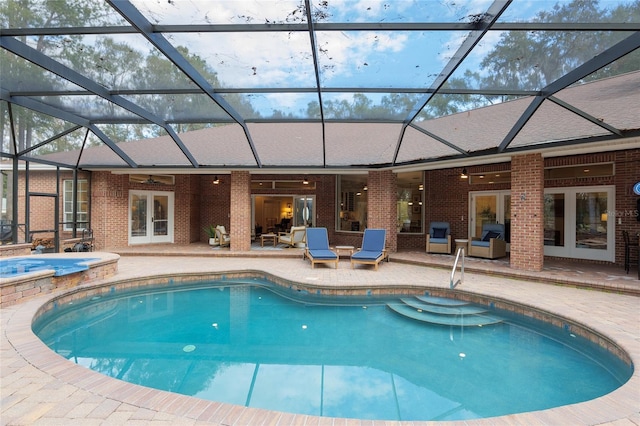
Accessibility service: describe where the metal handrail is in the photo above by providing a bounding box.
[450,246,465,289]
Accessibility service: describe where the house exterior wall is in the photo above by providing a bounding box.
[8,148,639,270]
[15,170,92,246]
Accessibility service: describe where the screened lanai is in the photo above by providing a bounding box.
[2,0,639,170]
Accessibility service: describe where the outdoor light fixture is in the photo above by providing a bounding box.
[461,168,468,179]
[213,176,220,184]
[303,176,309,184]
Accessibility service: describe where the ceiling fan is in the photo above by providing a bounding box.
[129,174,172,185]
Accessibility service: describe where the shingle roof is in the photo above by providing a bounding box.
[34,70,640,170]
[2,1,639,171]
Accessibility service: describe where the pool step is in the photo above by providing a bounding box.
[387,296,503,327]
[402,297,488,315]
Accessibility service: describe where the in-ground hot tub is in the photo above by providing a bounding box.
[1,256,98,277]
[0,253,119,308]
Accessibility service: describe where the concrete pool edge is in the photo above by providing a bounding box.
[4,262,639,425]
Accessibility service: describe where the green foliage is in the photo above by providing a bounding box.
[480,0,640,92]
[203,224,217,238]
[0,0,258,157]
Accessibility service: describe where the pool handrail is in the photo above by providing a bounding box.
[450,246,464,289]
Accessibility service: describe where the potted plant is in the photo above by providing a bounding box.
[204,225,217,245]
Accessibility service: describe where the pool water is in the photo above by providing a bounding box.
[33,280,632,421]
[1,257,97,277]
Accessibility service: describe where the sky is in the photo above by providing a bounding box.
[16,0,638,118]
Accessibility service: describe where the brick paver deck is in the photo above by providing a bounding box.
[2,247,639,425]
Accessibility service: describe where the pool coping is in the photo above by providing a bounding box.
[2,256,639,425]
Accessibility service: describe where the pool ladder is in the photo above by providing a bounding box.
[450,246,464,289]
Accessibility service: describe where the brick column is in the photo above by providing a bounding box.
[510,153,544,271]
[230,171,251,251]
[367,170,397,252]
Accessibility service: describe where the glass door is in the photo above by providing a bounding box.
[129,190,173,244]
[544,186,614,261]
[294,196,314,227]
[469,190,511,245]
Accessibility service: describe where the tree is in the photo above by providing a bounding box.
[480,0,640,91]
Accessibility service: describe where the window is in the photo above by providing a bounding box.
[469,171,511,185]
[337,175,367,232]
[545,163,614,180]
[63,179,88,231]
[251,179,316,190]
[397,171,424,233]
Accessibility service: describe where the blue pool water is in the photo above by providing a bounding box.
[33,279,632,421]
[1,257,97,277]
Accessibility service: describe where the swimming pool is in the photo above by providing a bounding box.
[33,278,632,421]
[0,256,98,277]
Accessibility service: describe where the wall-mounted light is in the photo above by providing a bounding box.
[461,168,468,179]
[303,176,309,185]
[601,212,608,222]
[213,176,220,184]
[363,185,368,191]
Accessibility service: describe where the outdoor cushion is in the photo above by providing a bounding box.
[471,240,490,247]
[482,231,501,241]
[432,227,447,239]
[309,249,338,259]
[429,237,449,244]
[351,229,387,270]
[352,250,381,260]
[305,227,338,269]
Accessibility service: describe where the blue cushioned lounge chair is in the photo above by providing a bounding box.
[351,228,387,271]
[305,227,339,269]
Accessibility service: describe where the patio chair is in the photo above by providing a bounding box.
[278,225,306,248]
[468,223,506,259]
[351,228,387,271]
[426,221,452,254]
[305,227,339,269]
[215,225,231,247]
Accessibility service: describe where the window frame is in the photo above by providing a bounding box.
[63,179,89,231]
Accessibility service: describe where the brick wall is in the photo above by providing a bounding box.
[91,172,128,250]
[510,153,544,271]
[230,171,251,251]
[9,148,638,267]
[367,170,397,252]
[16,170,92,245]
[615,149,640,264]
[544,150,640,265]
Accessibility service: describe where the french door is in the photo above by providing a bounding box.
[129,190,174,244]
[544,186,614,261]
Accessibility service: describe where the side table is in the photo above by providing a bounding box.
[334,245,355,258]
[454,239,469,254]
[260,233,277,247]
